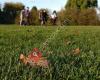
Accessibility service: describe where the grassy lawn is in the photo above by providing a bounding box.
[0,25,100,80]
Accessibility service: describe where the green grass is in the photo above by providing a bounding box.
[0,25,100,80]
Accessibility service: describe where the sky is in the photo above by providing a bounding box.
[0,0,100,11]
[0,0,67,11]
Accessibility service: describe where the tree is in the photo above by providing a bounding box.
[58,8,100,26]
[65,0,98,9]
[0,4,2,24]
[28,6,39,25]
[3,2,24,24]
[0,4,1,12]
[78,8,99,25]
[58,0,99,26]
[58,8,79,25]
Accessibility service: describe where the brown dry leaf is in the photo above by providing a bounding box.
[73,48,80,55]
[19,54,48,68]
[19,54,29,65]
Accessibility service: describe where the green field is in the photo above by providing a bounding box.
[0,25,100,80]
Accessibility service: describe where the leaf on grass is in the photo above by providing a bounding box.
[73,48,80,55]
[19,48,48,68]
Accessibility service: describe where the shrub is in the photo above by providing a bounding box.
[58,8,100,26]
[78,8,99,25]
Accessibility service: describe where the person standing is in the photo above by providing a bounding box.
[20,7,30,26]
[25,7,30,25]
[39,10,44,26]
[51,10,57,25]
[43,10,48,25]
[20,7,25,26]
[39,10,48,26]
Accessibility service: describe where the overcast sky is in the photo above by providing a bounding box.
[0,0,100,11]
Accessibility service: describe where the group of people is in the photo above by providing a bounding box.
[20,7,58,26]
